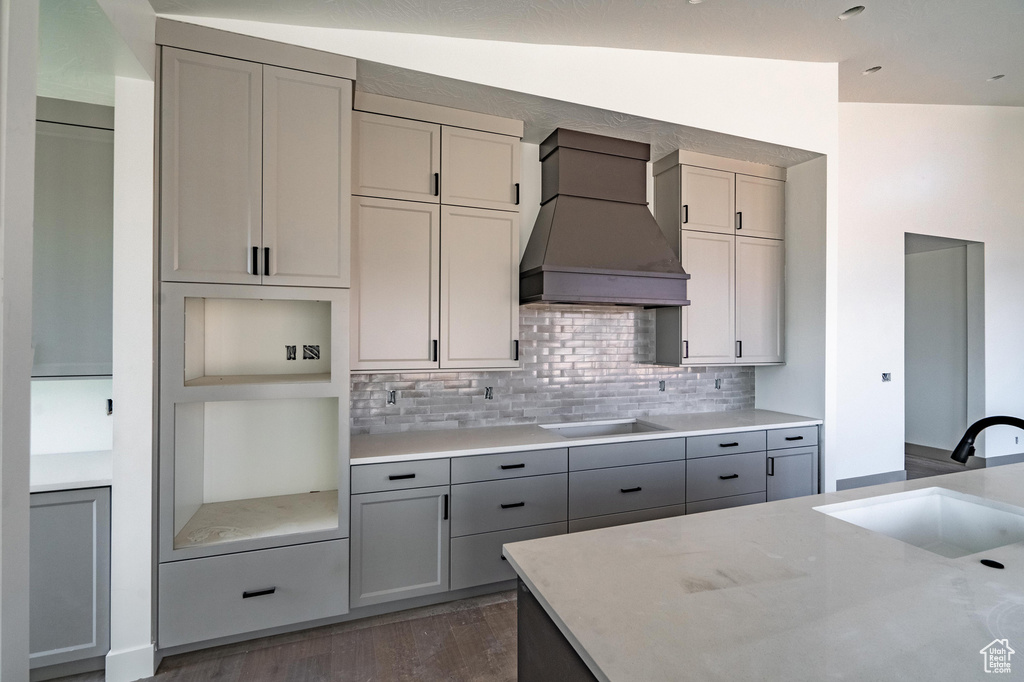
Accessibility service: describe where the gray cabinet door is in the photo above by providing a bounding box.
[736,236,784,363]
[160,48,262,285]
[680,165,735,235]
[440,127,520,211]
[352,112,440,203]
[350,486,450,608]
[351,197,440,370]
[33,120,113,377]
[262,66,352,288]
[679,230,735,365]
[30,487,110,669]
[767,446,818,501]
[440,206,519,369]
[735,174,785,240]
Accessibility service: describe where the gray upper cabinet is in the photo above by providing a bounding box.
[352,112,440,203]
[351,197,440,370]
[678,165,735,235]
[440,127,521,211]
[30,488,110,670]
[675,230,735,365]
[161,48,262,285]
[736,175,785,240]
[350,485,450,608]
[440,205,520,369]
[736,236,785,364]
[262,65,352,288]
[161,47,352,287]
[33,111,113,377]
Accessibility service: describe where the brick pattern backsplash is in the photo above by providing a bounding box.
[350,304,755,435]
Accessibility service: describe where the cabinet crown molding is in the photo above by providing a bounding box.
[653,149,786,182]
[156,19,356,80]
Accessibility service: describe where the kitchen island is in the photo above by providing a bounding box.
[503,463,1024,680]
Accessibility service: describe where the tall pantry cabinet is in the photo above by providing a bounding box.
[653,151,786,366]
[350,93,523,371]
[155,22,353,650]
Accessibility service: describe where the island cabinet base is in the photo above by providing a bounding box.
[517,580,597,682]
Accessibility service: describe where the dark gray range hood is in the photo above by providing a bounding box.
[519,129,689,307]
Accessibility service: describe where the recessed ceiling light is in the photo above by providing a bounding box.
[688,0,703,4]
[838,6,866,20]
[862,66,882,75]
[987,74,1005,81]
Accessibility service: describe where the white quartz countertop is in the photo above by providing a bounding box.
[502,463,1024,681]
[30,450,112,493]
[350,409,821,464]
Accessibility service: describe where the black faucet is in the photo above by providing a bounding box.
[950,416,1024,463]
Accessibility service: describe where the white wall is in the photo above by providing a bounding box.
[0,0,38,676]
[838,103,1024,480]
[31,379,114,454]
[905,246,968,450]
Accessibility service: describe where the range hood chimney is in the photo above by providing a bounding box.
[520,129,689,307]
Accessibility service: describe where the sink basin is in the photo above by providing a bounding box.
[541,419,669,440]
[814,487,1024,558]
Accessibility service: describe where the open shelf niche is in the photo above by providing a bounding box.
[171,396,341,551]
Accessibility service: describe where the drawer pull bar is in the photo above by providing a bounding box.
[501,555,507,561]
[785,436,804,441]
[719,474,739,480]
[388,473,416,481]
[620,487,642,494]
[500,463,526,470]
[501,501,526,509]
[242,587,276,599]
[719,442,739,448]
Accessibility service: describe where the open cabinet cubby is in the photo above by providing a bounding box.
[171,397,342,551]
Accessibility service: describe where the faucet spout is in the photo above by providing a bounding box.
[950,416,1024,464]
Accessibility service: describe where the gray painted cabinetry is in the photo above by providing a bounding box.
[29,488,110,673]
[767,426,819,501]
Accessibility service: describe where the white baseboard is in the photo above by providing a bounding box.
[105,643,156,682]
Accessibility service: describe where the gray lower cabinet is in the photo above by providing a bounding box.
[686,451,766,503]
[569,460,686,520]
[159,539,349,648]
[350,485,450,608]
[29,487,110,671]
[451,474,567,537]
[450,523,565,590]
[767,445,818,501]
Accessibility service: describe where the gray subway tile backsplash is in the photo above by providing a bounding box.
[350,304,755,435]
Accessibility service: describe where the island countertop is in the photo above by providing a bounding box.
[502,463,1024,681]
[350,408,821,464]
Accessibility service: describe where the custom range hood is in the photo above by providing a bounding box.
[520,129,689,307]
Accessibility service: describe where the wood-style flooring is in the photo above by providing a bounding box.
[55,591,517,682]
[905,452,966,480]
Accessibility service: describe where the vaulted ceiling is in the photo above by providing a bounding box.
[148,0,1024,106]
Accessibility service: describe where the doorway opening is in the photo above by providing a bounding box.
[904,234,984,478]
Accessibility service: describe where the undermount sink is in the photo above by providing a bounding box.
[815,487,1024,558]
[541,418,669,439]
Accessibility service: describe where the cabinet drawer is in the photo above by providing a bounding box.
[452,448,567,484]
[686,451,766,502]
[569,437,685,471]
[767,426,818,450]
[686,431,765,459]
[568,503,686,533]
[351,459,449,494]
[450,523,565,591]
[451,474,567,537]
[158,539,348,648]
[686,492,766,515]
[569,460,686,520]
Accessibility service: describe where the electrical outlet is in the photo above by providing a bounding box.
[303,344,320,360]
[658,380,666,392]
[882,373,891,382]
[485,387,494,400]
[285,345,297,360]
[386,390,396,405]
[715,379,722,390]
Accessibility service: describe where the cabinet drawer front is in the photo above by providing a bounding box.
[686,431,765,459]
[450,523,566,591]
[686,452,766,502]
[569,438,685,471]
[158,539,348,648]
[686,492,766,515]
[451,474,567,537]
[568,503,686,533]
[569,460,686,520]
[451,448,567,484]
[351,459,449,494]
[767,426,818,450]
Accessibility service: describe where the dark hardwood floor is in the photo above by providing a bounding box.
[54,591,517,682]
[905,452,966,480]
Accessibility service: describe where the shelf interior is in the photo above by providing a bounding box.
[173,490,338,550]
[183,372,332,387]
